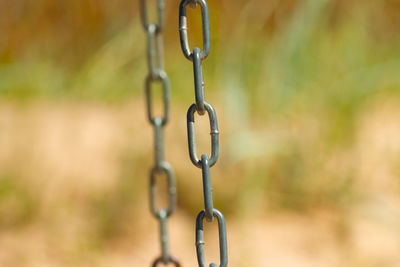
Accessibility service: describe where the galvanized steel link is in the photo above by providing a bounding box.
[201,154,213,222]
[146,24,164,78]
[179,0,211,60]
[196,209,228,267]
[187,101,219,168]
[152,255,181,267]
[145,70,170,126]
[149,161,176,218]
[192,47,206,115]
[153,117,165,166]
[140,0,165,31]
[158,210,169,263]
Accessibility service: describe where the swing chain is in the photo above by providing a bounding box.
[179,1,228,266]
[140,0,180,266]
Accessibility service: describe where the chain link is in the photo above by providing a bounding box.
[179,0,211,60]
[146,25,165,79]
[192,48,206,115]
[152,256,181,267]
[145,72,169,126]
[140,0,180,265]
[140,0,165,32]
[187,102,219,168]
[200,154,213,222]
[196,209,228,267]
[179,0,228,266]
[150,162,176,218]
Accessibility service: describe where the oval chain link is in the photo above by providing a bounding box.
[145,71,170,126]
[140,0,165,32]
[152,255,181,267]
[150,162,176,218]
[146,25,165,79]
[179,0,211,60]
[140,0,180,265]
[178,0,229,266]
[187,102,219,168]
[196,209,228,267]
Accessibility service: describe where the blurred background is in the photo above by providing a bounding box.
[1,0,400,266]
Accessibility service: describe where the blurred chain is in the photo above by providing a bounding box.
[179,1,228,267]
[140,0,180,266]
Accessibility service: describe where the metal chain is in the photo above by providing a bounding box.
[179,1,228,266]
[140,0,180,266]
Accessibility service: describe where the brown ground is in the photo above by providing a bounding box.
[0,99,399,267]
